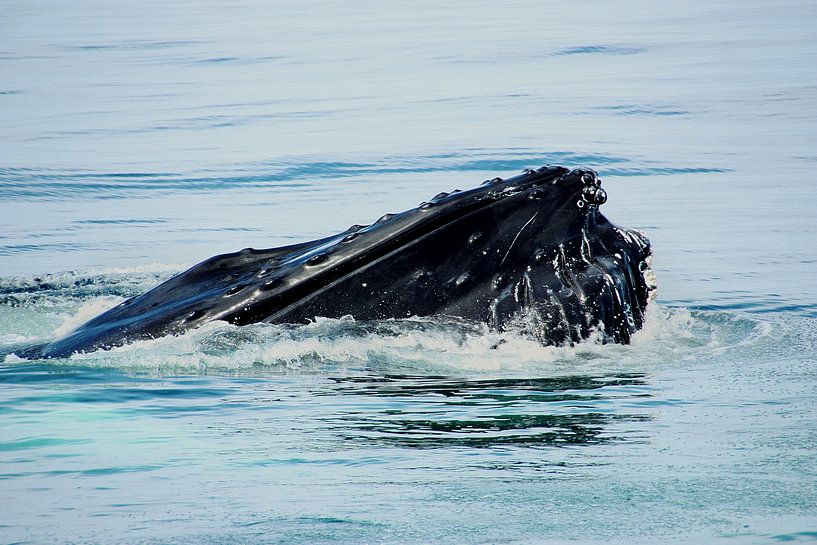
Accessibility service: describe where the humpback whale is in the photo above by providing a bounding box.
[27,166,654,359]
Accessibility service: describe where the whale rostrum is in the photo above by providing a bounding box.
[30,166,655,358]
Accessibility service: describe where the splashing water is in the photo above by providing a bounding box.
[0,267,776,376]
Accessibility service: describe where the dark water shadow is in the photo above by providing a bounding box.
[319,373,653,449]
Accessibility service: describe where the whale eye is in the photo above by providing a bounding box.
[529,188,545,200]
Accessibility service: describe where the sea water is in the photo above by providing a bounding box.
[1,1,816,543]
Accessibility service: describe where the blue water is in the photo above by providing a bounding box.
[1,0,816,543]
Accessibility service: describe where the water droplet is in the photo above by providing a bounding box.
[493,274,507,289]
[468,232,483,246]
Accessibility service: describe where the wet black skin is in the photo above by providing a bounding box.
[29,166,654,358]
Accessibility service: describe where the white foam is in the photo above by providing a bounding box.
[53,296,126,337]
[42,303,775,375]
[80,262,186,276]
[3,353,28,363]
[0,333,41,346]
[0,263,785,376]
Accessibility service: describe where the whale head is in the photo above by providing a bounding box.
[28,165,654,359]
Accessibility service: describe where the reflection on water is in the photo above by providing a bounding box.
[0,366,654,452]
[321,374,652,448]
[0,307,816,544]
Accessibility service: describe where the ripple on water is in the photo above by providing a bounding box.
[0,149,727,200]
[551,44,647,56]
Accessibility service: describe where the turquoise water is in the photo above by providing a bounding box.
[1,0,816,543]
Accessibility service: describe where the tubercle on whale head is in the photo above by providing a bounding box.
[481,166,608,217]
[553,168,608,210]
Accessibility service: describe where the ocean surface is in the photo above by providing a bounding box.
[1,0,816,543]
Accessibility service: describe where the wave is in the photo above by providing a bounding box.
[0,266,790,374]
[0,149,728,201]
